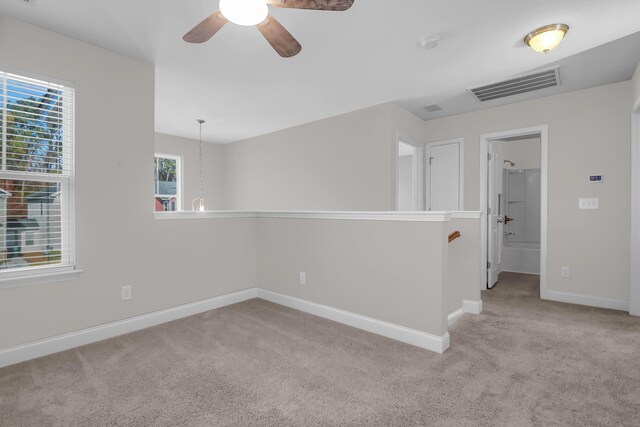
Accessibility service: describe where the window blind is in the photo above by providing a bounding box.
[0,71,75,276]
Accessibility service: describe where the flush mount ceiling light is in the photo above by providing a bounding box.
[219,0,268,26]
[524,23,569,54]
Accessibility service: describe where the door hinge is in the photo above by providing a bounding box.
[487,207,492,215]
[428,156,434,165]
[487,261,491,269]
[488,153,492,161]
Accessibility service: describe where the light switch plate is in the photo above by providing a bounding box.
[579,198,599,210]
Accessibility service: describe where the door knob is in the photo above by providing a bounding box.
[505,216,515,223]
[497,216,504,224]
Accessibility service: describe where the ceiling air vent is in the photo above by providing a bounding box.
[468,67,560,102]
[423,104,442,112]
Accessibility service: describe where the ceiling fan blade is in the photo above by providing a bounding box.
[266,0,354,11]
[183,10,228,43]
[256,15,302,58]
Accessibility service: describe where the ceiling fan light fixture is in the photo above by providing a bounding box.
[524,23,569,54]
[219,0,269,26]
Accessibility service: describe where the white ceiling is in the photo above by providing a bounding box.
[1,0,640,144]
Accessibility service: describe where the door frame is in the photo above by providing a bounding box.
[395,133,424,211]
[479,125,548,292]
[425,138,464,211]
[631,103,640,316]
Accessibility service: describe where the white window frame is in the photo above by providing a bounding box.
[154,153,182,212]
[0,70,79,289]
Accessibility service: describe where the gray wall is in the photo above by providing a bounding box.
[446,217,482,316]
[222,103,423,211]
[499,137,541,171]
[0,17,259,349]
[155,133,227,210]
[424,82,631,304]
[158,80,635,309]
[258,218,449,336]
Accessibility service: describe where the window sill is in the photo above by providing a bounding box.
[0,268,83,290]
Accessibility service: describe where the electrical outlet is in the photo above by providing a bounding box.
[560,266,571,279]
[299,272,306,285]
[121,285,132,301]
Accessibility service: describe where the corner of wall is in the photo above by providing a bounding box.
[632,61,640,109]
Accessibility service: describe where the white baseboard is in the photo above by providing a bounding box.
[0,288,258,369]
[542,290,629,312]
[463,299,483,315]
[501,269,540,275]
[1,286,453,368]
[448,299,483,326]
[257,289,450,354]
[448,308,464,326]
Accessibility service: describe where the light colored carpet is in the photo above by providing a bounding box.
[1,272,639,426]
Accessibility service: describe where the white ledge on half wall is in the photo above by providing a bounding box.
[154,210,482,222]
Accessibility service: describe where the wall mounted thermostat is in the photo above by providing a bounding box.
[589,174,603,183]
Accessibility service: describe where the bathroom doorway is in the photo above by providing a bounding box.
[480,126,548,294]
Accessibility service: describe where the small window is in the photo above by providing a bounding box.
[154,154,180,211]
[0,71,75,278]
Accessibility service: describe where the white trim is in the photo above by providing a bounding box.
[462,298,483,315]
[154,211,453,222]
[447,299,483,326]
[502,268,540,275]
[395,134,424,211]
[0,267,82,290]
[154,153,182,211]
[425,137,465,211]
[0,286,452,367]
[447,308,464,326]
[479,125,548,294]
[450,211,482,219]
[0,287,258,368]
[631,108,640,316]
[256,288,450,353]
[257,211,451,222]
[154,211,258,220]
[544,290,629,312]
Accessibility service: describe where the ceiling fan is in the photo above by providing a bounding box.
[183,0,355,58]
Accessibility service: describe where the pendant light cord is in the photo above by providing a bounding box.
[199,120,203,201]
[192,119,206,211]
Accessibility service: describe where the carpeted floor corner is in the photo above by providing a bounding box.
[1,272,639,426]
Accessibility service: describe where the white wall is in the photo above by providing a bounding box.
[0,17,259,350]
[424,82,632,306]
[633,62,640,107]
[258,217,449,336]
[446,217,481,316]
[499,137,541,170]
[223,103,423,211]
[397,155,414,210]
[631,62,640,315]
[155,133,227,210]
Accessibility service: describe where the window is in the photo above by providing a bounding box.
[154,154,180,211]
[0,71,75,279]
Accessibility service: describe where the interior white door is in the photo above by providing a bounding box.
[427,142,460,211]
[487,142,503,288]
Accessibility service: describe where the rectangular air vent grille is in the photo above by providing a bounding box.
[469,67,560,102]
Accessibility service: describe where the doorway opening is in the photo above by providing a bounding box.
[480,126,548,294]
[396,137,423,211]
